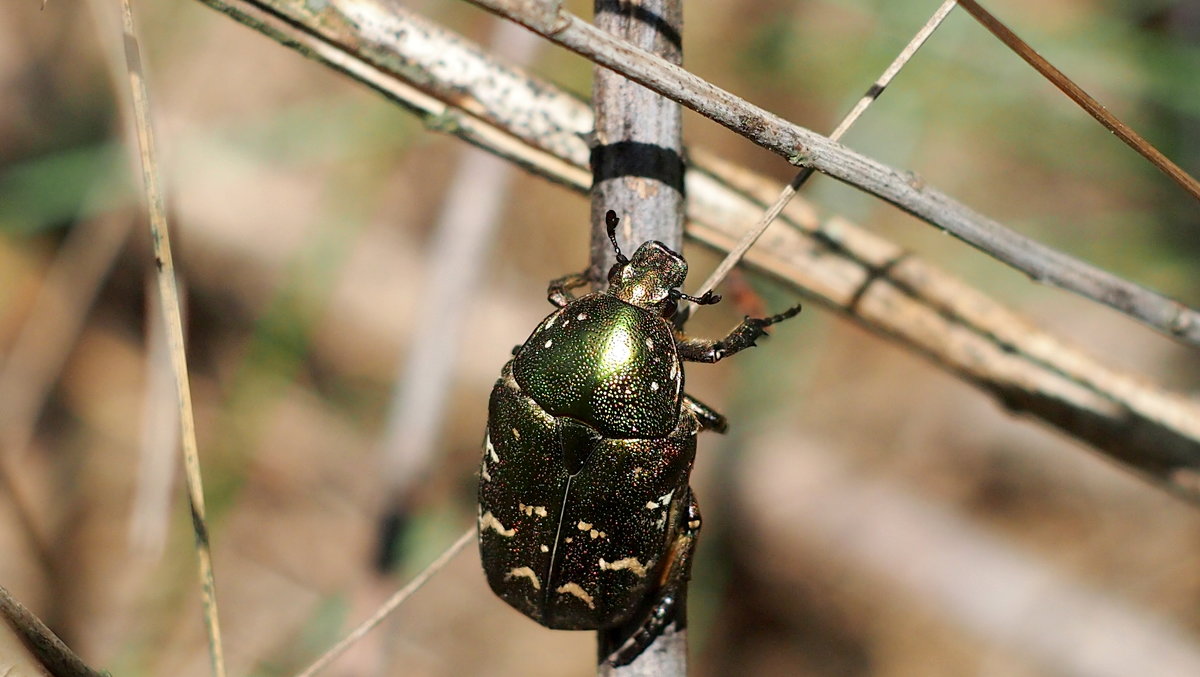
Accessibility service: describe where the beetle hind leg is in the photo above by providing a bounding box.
[602,491,702,667]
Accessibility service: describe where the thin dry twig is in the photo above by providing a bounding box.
[189,0,1200,501]
[292,527,475,677]
[692,0,958,305]
[463,0,1200,347]
[116,2,227,676]
[0,584,106,677]
[956,0,1200,204]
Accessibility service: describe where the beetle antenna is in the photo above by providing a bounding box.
[670,289,721,305]
[606,210,629,265]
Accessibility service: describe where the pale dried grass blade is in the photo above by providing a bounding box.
[293,527,475,677]
[116,1,227,676]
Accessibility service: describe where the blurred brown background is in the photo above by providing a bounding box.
[1,1,1198,676]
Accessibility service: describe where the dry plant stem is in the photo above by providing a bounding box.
[293,528,475,677]
[0,584,106,677]
[116,2,227,676]
[189,3,1200,497]
[693,0,957,304]
[956,0,1200,203]
[589,0,685,264]
[463,0,1200,347]
[194,0,592,189]
[592,1,688,674]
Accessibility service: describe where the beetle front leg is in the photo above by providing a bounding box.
[602,491,702,667]
[676,303,803,363]
[547,271,590,307]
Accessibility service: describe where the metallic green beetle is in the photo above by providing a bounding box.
[478,211,800,664]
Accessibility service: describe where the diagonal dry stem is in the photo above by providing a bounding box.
[691,0,959,309]
[956,0,1200,203]
[116,2,227,676]
[0,584,107,677]
[461,0,1200,347]
[293,527,475,677]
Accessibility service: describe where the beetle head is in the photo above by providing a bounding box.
[603,210,685,313]
[608,239,688,311]
[603,210,721,316]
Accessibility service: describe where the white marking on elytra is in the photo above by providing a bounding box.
[599,557,651,578]
[577,312,588,321]
[485,434,499,463]
[688,519,701,529]
[556,582,595,609]
[655,512,668,530]
[511,427,520,440]
[479,511,516,537]
[645,337,654,350]
[669,362,679,380]
[589,529,607,540]
[658,489,675,505]
[540,544,549,553]
[564,537,574,544]
[480,464,491,482]
[650,381,659,392]
[519,503,548,518]
[544,339,553,348]
[577,520,592,531]
[505,567,541,590]
[645,500,659,510]
[545,315,556,329]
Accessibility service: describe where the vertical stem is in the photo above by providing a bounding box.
[116,2,227,676]
[591,1,686,675]
[589,0,685,275]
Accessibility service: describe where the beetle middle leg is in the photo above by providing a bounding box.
[602,491,702,667]
[682,394,728,434]
[547,272,590,307]
[676,302,803,363]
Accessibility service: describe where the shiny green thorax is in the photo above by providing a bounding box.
[513,293,683,440]
[512,240,692,440]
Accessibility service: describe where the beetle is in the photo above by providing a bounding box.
[478,210,801,664]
